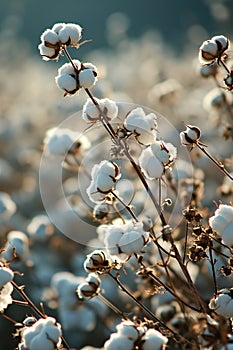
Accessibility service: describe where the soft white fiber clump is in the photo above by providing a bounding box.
[209,204,233,246]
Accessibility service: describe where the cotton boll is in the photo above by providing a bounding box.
[116,321,138,341]
[118,230,147,255]
[104,333,134,350]
[199,40,219,63]
[2,231,29,261]
[82,98,118,124]
[222,222,233,246]
[209,292,233,318]
[142,329,168,350]
[0,267,14,289]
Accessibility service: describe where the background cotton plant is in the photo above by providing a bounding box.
[0,12,233,350]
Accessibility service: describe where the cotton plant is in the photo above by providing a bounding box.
[1,19,233,350]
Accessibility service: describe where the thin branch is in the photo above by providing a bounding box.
[195,142,233,181]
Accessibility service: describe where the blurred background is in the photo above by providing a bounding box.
[1,0,233,54]
[0,1,233,349]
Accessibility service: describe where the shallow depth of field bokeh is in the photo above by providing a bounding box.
[1,1,233,349]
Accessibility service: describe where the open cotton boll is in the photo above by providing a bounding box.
[118,231,148,255]
[209,291,233,318]
[0,267,14,289]
[116,321,139,341]
[22,317,62,350]
[142,329,168,350]
[199,39,219,63]
[82,97,118,124]
[104,333,134,350]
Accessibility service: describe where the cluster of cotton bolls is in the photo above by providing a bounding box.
[97,220,150,257]
[38,22,83,60]
[55,60,98,95]
[104,320,168,350]
[87,160,121,203]
[18,316,62,350]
